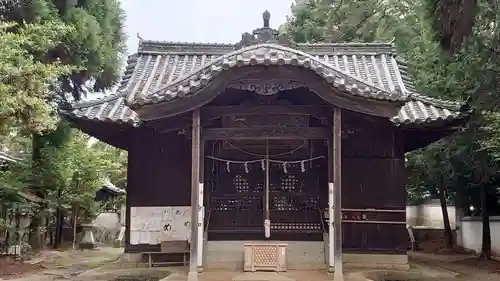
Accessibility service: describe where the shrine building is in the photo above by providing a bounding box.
[63,11,467,273]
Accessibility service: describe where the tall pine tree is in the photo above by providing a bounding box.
[1,0,126,249]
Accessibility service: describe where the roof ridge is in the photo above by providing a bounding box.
[136,38,398,55]
[138,39,235,54]
[299,42,395,47]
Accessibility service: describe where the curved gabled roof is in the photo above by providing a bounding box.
[65,9,466,127]
[127,43,407,107]
[64,39,466,126]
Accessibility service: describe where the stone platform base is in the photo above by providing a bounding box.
[121,242,409,271]
[206,241,408,271]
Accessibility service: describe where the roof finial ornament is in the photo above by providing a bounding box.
[137,32,143,41]
[263,10,271,28]
[235,11,297,50]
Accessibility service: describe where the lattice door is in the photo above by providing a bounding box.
[269,162,322,234]
[210,163,264,232]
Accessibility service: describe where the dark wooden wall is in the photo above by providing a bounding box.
[124,109,408,254]
[341,110,407,253]
[125,128,192,253]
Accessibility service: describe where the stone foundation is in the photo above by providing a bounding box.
[205,241,409,271]
[121,240,409,271]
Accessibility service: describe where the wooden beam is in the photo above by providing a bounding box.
[201,105,328,119]
[203,127,328,140]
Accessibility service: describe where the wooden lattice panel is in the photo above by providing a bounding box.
[254,245,278,266]
[244,243,287,272]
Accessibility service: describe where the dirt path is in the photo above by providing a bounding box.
[1,247,123,281]
[410,252,500,280]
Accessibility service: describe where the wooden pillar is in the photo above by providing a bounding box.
[189,109,201,277]
[332,106,343,280]
[197,132,205,272]
[327,139,334,271]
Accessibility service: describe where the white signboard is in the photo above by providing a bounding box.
[129,206,191,245]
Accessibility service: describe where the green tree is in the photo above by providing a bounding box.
[38,127,110,249]
[0,21,73,133]
[282,0,415,43]
[1,0,126,250]
[421,0,500,259]
[283,0,500,258]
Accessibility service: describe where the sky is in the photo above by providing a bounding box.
[86,0,294,99]
[119,0,295,55]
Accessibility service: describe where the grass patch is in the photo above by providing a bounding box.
[111,271,171,281]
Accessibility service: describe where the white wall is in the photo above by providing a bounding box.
[458,216,500,254]
[93,205,126,227]
[92,208,125,245]
[93,212,120,228]
[406,200,456,229]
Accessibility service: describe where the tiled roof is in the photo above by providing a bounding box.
[391,61,465,124]
[393,94,464,124]
[0,151,26,165]
[102,178,126,195]
[66,11,466,126]
[67,94,139,126]
[127,43,408,106]
[66,39,464,126]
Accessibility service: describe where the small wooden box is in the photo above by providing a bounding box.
[244,243,287,272]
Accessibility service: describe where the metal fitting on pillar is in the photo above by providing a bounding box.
[264,219,271,238]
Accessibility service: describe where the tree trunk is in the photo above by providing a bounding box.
[480,183,491,260]
[47,217,53,247]
[53,208,64,249]
[53,186,64,249]
[72,207,78,251]
[437,177,454,249]
[29,134,44,250]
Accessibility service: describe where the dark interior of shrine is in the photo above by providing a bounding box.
[202,87,330,241]
[205,138,328,241]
